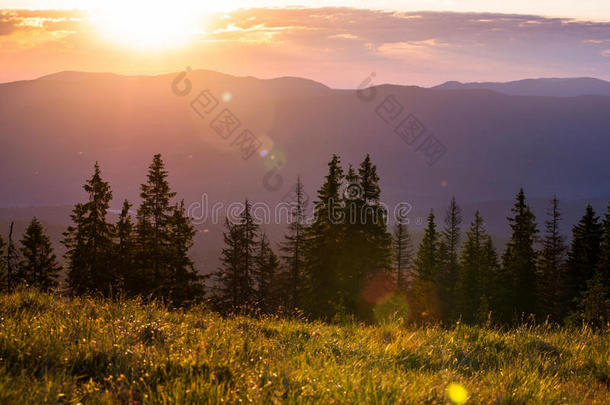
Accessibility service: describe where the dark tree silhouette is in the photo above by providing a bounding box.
[566,204,602,314]
[502,188,539,321]
[392,220,414,293]
[115,199,136,293]
[304,154,344,318]
[18,218,60,291]
[213,200,258,311]
[538,197,568,322]
[438,197,462,322]
[279,177,307,310]
[136,154,177,295]
[63,162,115,295]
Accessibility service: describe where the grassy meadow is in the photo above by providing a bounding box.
[0,289,608,404]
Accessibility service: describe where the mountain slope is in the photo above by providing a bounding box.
[1,70,609,211]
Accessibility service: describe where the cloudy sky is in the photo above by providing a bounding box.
[0,2,609,87]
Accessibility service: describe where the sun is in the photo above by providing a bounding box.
[91,1,203,51]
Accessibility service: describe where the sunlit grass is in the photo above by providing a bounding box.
[0,289,608,404]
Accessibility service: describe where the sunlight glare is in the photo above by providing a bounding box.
[92,1,203,51]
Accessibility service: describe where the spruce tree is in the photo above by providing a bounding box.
[412,210,440,321]
[238,199,258,307]
[438,197,462,322]
[136,154,176,295]
[213,200,258,311]
[304,155,344,318]
[166,200,204,306]
[279,177,307,310]
[576,204,610,326]
[339,164,364,314]
[480,234,500,323]
[457,211,485,323]
[214,218,244,311]
[596,204,610,294]
[63,204,88,294]
[501,188,539,321]
[392,220,414,292]
[63,162,115,295]
[358,155,392,272]
[115,200,136,294]
[255,232,280,312]
[18,218,61,291]
[538,197,568,322]
[414,210,439,282]
[566,205,602,313]
[456,211,499,323]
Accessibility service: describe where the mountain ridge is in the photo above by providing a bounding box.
[432,77,610,97]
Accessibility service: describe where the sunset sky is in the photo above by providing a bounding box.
[0,1,609,87]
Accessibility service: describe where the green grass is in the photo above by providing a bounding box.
[0,290,608,404]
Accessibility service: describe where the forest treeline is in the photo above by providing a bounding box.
[1,153,608,326]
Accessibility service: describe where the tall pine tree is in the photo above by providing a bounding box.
[63,162,115,295]
[255,232,280,312]
[115,200,136,294]
[566,204,602,314]
[392,220,414,292]
[438,197,462,323]
[136,154,177,295]
[166,200,205,306]
[412,210,440,322]
[501,188,539,321]
[575,204,610,326]
[538,197,568,322]
[279,177,307,310]
[456,211,498,323]
[18,218,61,291]
[213,200,259,311]
[304,154,344,318]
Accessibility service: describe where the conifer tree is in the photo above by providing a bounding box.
[538,197,568,322]
[63,204,88,294]
[566,205,602,313]
[457,211,496,323]
[136,154,176,295]
[339,164,364,314]
[576,204,610,326]
[414,210,439,282]
[358,154,392,272]
[438,197,462,322]
[596,204,610,293]
[18,218,61,291]
[412,210,440,321]
[501,188,539,320]
[166,200,204,305]
[392,220,414,292]
[279,177,307,309]
[214,218,244,311]
[304,154,344,318]
[480,234,500,322]
[213,200,258,311]
[255,232,280,312]
[63,162,115,295]
[115,200,136,294]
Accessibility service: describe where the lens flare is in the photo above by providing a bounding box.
[447,382,468,404]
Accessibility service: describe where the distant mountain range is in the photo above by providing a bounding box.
[432,77,610,97]
[1,71,610,272]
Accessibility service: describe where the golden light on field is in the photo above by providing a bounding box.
[90,1,204,51]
